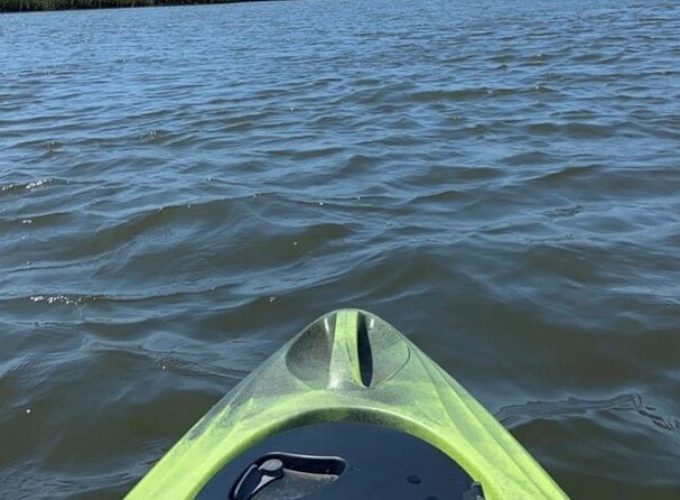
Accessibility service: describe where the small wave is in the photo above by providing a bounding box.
[562,122,619,139]
[496,393,680,434]
[451,165,505,182]
[0,177,60,195]
[543,204,583,219]
[29,294,98,306]
[409,87,491,102]
[290,146,345,160]
[408,189,466,205]
[138,129,170,142]
[85,337,256,384]
[501,150,560,166]
[529,164,602,185]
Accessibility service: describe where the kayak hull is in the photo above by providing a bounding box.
[127,309,566,499]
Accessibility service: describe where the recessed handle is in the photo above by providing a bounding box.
[230,453,346,500]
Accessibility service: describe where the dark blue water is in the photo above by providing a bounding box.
[1,0,680,497]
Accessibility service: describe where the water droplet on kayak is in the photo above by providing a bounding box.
[407,474,421,484]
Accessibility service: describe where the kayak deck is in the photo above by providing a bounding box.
[198,421,481,499]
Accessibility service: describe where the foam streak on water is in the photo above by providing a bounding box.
[1,0,680,497]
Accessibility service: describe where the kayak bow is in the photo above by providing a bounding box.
[128,309,566,499]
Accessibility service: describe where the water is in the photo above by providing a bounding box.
[1,0,680,496]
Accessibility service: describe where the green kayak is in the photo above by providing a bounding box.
[128,309,566,499]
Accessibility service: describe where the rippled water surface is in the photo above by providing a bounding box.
[2,0,680,497]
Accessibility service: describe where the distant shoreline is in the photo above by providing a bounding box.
[0,0,256,13]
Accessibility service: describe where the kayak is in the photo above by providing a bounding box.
[127,309,566,499]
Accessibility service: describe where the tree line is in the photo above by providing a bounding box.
[1,0,241,12]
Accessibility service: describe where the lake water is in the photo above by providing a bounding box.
[1,0,680,497]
